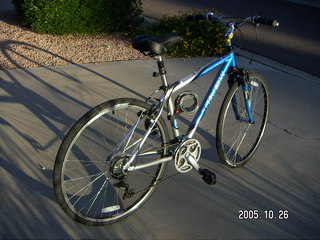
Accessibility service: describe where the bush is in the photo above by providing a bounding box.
[135,10,227,58]
[13,0,143,35]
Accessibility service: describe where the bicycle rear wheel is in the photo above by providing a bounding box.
[53,98,169,225]
[216,72,269,168]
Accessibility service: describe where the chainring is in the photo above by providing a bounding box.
[174,138,201,173]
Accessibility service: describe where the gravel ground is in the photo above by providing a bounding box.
[0,12,148,70]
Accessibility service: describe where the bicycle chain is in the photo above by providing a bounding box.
[128,141,182,197]
[132,172,181,197]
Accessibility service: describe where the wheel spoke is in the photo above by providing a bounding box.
[54,99,168,224]
[217,73,269,167]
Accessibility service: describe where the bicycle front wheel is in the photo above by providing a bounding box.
[53,98,169,225]
[216,72,269,168]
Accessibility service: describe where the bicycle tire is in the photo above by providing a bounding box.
[216,72,269,168]
[53,98,169,225]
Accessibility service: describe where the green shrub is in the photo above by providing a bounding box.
[13,0,142,35]
[135,10,227,58]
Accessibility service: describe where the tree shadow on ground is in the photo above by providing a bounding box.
[1,37,319,239]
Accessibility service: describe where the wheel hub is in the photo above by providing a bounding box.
[110,153,129,179]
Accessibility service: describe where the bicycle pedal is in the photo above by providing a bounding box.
[199,168,216,185]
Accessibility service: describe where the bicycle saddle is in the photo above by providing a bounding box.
[132,33,182,55]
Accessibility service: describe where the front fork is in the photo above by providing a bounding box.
[228,68,255,124]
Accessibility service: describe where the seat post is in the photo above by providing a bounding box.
[155,56,180,137]
[155,55,168,87]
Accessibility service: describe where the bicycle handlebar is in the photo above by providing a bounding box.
[186,13,228,26]
[252,16,279,27]
[186,13,279,27]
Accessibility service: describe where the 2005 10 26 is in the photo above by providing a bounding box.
[238,210,289,220]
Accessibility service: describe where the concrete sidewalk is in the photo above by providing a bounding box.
[1,55,319,239]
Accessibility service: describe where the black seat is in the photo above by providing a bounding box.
[132,33,182,55]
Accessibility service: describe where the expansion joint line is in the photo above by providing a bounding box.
[267,119,320,142]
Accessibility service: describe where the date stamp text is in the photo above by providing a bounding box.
[238,209,289,220]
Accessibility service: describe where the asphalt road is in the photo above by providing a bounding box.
[142,0,320,77]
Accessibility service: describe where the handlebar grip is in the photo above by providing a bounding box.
[254,17,279,27]
[186,15,206,21]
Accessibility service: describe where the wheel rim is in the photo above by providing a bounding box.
[220,77,268,166]
[59,102,167,223]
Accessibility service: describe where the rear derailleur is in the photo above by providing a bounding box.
[109,153,135,199]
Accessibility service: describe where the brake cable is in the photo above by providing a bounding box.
[249,25,259,65]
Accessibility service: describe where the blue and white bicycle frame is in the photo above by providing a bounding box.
[121,13,268,172]
[173,52,236,138]
[123,51,254,172]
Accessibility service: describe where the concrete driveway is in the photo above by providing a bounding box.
[1,53,319,239]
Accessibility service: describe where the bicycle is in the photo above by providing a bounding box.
[53,12,279,225]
